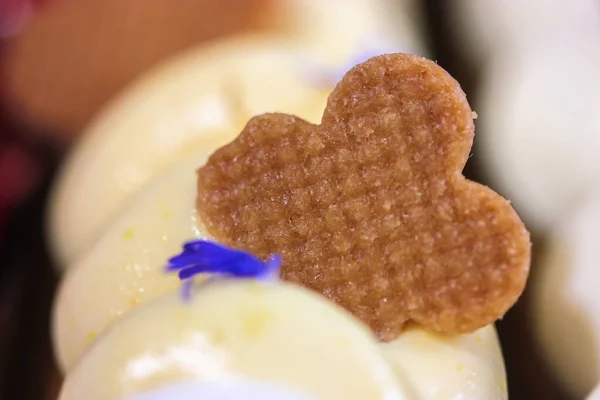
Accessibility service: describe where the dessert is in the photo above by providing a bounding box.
[58,243,506,400]
[123,380,318,400]
[59,273,407,400]
[531,192,600,398]
[51,46,528,398]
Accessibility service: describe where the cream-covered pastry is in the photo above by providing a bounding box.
[531,192,600,398]
[51,28,509,400]
[53,159,508,400]
[58,278,505,400]
[52,143,509,400]
[58,280,407,400]
[124,380,318,400]
[381,326,506,399]
[53,159,208,371]
[52,150,508,400]
[48,3,425,268]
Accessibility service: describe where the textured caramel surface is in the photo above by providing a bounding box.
[197,54,531,341]
[2,0,275,140]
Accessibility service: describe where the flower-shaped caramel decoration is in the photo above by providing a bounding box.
[196,53,531,341]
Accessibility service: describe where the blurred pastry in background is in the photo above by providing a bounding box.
[476,40,600,233]
[589,384,600,400]
[0,0,35,38]
[123,380,318,400]
[531,192,600,399]
[450,0,600,65]
[448,2,600,232]
[1,0,424,146]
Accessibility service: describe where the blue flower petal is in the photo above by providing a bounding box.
[181,279,194,302]
[165,240,282,300]
[178,264,207,280]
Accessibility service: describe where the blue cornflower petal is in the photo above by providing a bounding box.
[178,264,207,280]
[165,241,248,271]
[181,279,194,302]
[260,255,283,280]
[165,240,282,300]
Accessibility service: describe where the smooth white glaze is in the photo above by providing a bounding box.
[53,158,208,371]
[123,379,318,400]
[531,193,600,398]
[381,325,506,399]
[58,281,408,400]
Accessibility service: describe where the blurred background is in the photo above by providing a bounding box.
[1,1,599,399]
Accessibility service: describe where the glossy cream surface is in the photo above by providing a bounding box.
[531,193,600,398]
[53,158,209,371]
[59,279,507,400]
[124,379,319,400]
[382,325,506,399]
[59,281,408,400]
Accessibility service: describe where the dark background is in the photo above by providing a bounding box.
[0,2,572,399]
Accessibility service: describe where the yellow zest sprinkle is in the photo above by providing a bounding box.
[162,210,172,219]
[130,298,140,307]
[456,363,464,372]
[243,310,272,339]
[123,228,135,240]
[210,329,226,345]
[87,332,96,341]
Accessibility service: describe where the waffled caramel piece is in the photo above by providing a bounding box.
[197,53,531,341]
